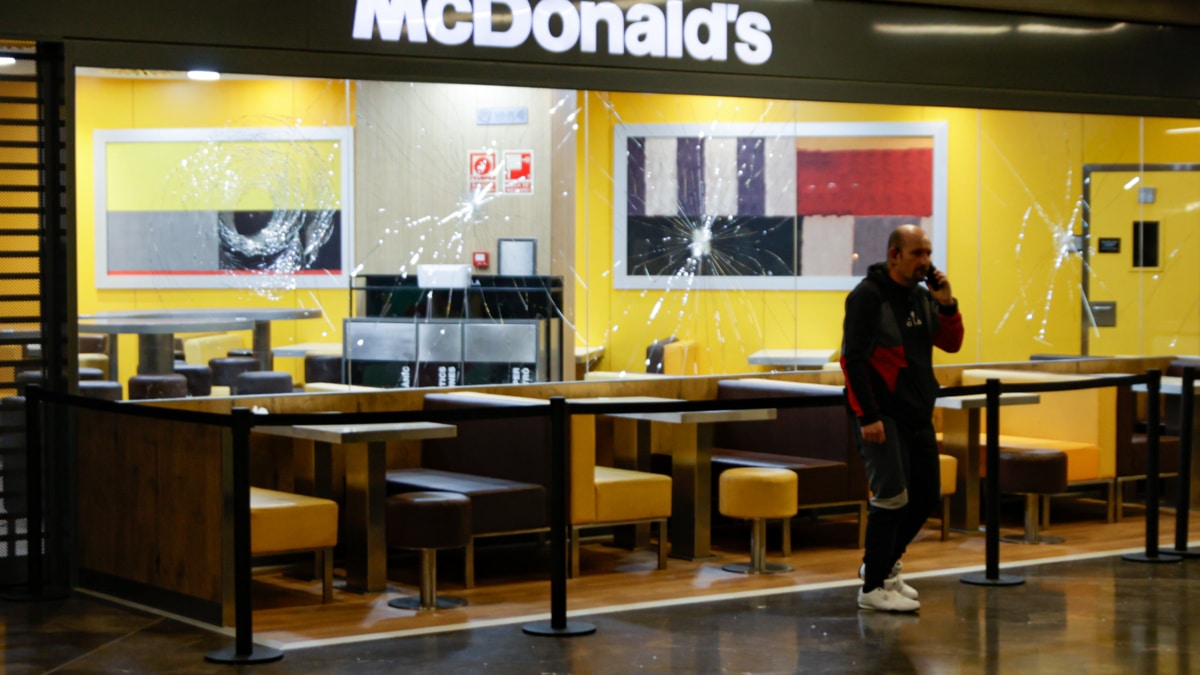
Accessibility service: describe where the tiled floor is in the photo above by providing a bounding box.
[4,553,1199,674]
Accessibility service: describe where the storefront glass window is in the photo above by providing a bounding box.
[72,69,1200,387]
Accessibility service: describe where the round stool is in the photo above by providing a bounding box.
[128,373,189,400]
[233,370,293,396]
[78,367,105,381]
[174,363,213,397]
[227,348,255,358]
[386,492,471,611]
[304,354,343,385]
[719,467,798,574]
[78,380,123,401]
[998,448,1068,545]
[208,357,259,387]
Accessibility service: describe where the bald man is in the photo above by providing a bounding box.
[841,224,963,612]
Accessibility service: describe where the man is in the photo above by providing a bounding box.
[841,224,963,612]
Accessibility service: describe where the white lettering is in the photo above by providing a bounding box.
[683,3,727,61]
[625,4,665,57]
[351,0,772,66]
[353,0,428,42]
[474,0,531,48]
[532,0,581,53]
[666,0,683,59]
[580,1,625,55]
[734,11,772,65]
[426,0,472,45]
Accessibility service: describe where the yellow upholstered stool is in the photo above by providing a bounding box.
[249,487,339,603]
[938,454,957,541]
[719,467,798,574]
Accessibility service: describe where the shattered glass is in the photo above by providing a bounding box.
[75,71,1200,389]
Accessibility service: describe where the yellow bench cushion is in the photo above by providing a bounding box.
[936,432,1101,483]
[183,333,246,366]
[592,466,672,524]
[993,435,1100,483]
[961,368,1117,479]
[939,454,957,496]
[249,487,338,555]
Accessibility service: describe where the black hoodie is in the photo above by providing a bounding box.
[840,262,963,427]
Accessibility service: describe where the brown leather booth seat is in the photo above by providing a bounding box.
[709,379,868,546]
[385,393,549,587]
[385,467,546,539]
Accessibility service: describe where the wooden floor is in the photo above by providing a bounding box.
[252,498,1199,646]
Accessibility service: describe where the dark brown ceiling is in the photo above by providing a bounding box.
[860,0,1200,27]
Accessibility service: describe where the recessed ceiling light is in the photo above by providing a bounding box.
[187,70,220,81]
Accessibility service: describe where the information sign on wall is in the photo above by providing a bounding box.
[468,150,498,195]
[502,150,533,194]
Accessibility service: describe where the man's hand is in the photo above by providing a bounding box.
[928,268,953,306]
[860,420,886,444]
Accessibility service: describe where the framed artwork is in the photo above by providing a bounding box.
[93,126,353,290]
[613,121,948,291]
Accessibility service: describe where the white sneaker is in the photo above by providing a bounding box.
[859,561,919,600]
[857,586,920,613]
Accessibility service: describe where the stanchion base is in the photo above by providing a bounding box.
[1000,534,1064,545]
[1122,551,1182,564]
[721,562,793,575]
[1164,547,1200,559]
[204,644,284,665]
[388,596,467,611]
[960,572,1025,586]
[522,620,597,637]
[1,586,70,602]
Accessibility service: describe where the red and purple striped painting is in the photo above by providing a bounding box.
[623,134,934,280]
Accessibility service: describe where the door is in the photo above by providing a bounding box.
[1085,169,1200,356]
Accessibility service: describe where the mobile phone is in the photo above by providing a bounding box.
[925,265,942,290]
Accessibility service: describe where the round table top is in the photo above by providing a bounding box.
[87,308,323,322]
[79,316,256,334]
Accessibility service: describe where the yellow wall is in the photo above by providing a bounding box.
[76,76,1200,385]
[75,76,353,385]
[578,96,1200,372]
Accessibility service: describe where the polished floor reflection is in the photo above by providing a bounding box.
[3,554,1197,674]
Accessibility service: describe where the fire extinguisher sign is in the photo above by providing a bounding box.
[468,150,497,195]
[502,150,534,195]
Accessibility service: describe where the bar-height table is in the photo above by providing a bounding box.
[79,316,255,376]
[254,421,457,593]
[89,308,323,371]
[604,407,777,560]
[936,392,1041,531]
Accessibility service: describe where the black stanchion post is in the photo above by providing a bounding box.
[1169,367,1198,557]
[1124,369,1181,564]
[206,408,284,664]
[523,396,595,637]
[962,378,1023,586]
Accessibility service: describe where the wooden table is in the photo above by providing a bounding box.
[604,407,776,560]
[90,308,323,371]
[935,392,1041,531]
[254,421,457,593]
[747,348,836,370]
[79,316,255,375]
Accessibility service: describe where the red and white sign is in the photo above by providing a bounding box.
[468,150,497,195]
[502,150,533,195]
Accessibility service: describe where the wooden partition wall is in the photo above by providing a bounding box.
[73,357,1175,624]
